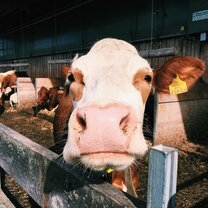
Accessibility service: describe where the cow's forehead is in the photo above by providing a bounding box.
[72,51,151,82]
[71,38,151,80]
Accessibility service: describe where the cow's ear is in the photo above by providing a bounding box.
[61,65,71,78]
[61,65,75,84]
[153,56,206,94]
[72,69,84,84]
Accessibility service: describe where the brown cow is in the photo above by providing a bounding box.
[0,70,16,92]
[1,73,17,91]
[32,86,50,116]
[50,65,74,153]
[0,70,18,116]
[32,86,63,116]
[52,38,205,196]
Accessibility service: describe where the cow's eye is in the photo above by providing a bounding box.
[144,75,152,83]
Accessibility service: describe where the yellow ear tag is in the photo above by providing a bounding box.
[169,74,188,95]
[106,168,113,174]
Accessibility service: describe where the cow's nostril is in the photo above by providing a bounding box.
[76,112,87,130]
[119,114,129,134]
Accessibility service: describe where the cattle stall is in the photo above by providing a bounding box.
[35,78,65,98]
[0,124,178,208]
[16,77,36,109]
[154,80,208,146]
[138,39,208,147]
[4,76,65,109]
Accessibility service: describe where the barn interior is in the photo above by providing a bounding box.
[0,0,207,207]
[0,0,207,141]
[0,0,208,66]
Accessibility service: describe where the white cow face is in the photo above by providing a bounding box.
[63,38,153,171]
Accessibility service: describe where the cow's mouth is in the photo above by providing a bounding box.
[80,152,134,171]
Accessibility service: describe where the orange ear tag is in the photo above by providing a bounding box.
[169,74,188,95]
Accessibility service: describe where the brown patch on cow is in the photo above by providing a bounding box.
[48,87,63,110]
[2,73,17,90]
[70,82,84,101]
[61,65,71,77]
[132,68,153,103]
[53,86,74,145]
[69,69,85,101]
[36,86,50,106]
[153,56,206,93]
[112,165,139,193]
[73,69,84,84]
[0,75,4,85]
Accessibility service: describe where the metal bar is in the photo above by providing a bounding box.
[48,59,72,64]
[0,63,29,67]
[139,47,177,58]
[147,144,178,208]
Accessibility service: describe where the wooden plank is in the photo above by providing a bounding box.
[147,145,178,208]
[139,47,177,58]
[0,124,140,208]
[0,191,15,208]
[0,170,15,208]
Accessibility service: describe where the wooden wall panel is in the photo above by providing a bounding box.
[17,78,36,109]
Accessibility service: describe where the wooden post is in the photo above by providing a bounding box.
[0,168,15,208]
[147,145,178,208]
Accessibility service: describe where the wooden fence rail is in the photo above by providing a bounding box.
[0,124,178,207]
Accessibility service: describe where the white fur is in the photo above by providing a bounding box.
[10,92,18,109]
[63,38,151,170]
[4,86,12,95]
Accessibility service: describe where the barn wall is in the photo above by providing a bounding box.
[0,35,207,79]
[0,0,208,62]
[154,81,208,146]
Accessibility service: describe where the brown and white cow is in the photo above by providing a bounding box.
[53,38,205,195]
[32,86,63,116]
[0,70,28,116]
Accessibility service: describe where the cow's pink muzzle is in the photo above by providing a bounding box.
[75,103,138,155]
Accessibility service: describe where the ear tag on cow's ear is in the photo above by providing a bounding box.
[106,168,113,174]
[169,74,188,95]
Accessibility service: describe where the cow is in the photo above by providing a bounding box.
[0,70,28,116]
[1,70,28,91]
[32,86,63,116]
[1,73,17,92]
[0,70,16,95]
[52,38,205,195]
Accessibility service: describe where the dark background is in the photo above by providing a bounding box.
[0,0,207,60]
